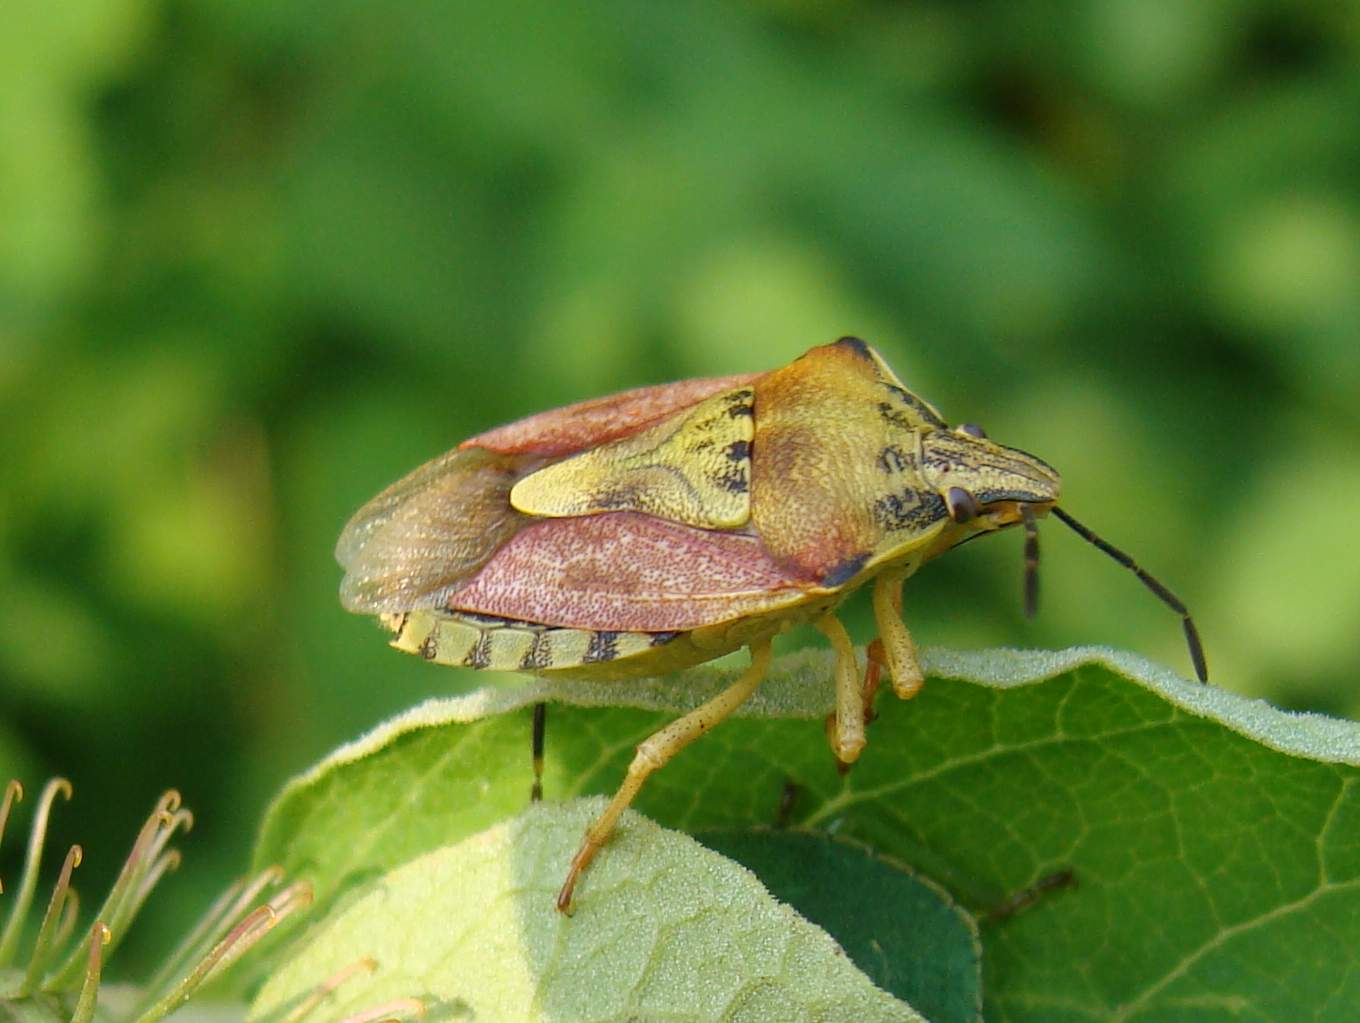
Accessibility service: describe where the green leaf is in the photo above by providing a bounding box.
[697,829,981,1023]
[249,802,924,1023]
[254,646,1360,1021]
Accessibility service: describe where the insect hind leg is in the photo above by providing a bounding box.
[530,702,546,803]
[556,638,773,913]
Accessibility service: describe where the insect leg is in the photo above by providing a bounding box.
[861,638,886,723]
[529,702,546,803]
[774,780,800,829]
[556,638,773,913]
[872,569,925,699]
[815,614,866,767]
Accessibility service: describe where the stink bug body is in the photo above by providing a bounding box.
[337,338,1206,910]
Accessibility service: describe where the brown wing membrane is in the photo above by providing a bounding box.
[447,511,815,631]
[463,373,760,457]
[337,447,536,613]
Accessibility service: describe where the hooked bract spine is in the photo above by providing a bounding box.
[0,777,312,1023]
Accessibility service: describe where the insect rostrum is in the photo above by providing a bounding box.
[336,338,1206,911]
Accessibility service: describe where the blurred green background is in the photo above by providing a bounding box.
[3,0,1359,974]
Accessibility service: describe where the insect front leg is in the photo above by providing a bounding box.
[872,568,924,699]
[556,638,773,913]
[814,614,866,768]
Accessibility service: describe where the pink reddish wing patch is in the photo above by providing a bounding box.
[463,374,761,457]
[447,511,814,631]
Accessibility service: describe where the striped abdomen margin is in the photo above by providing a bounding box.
[379,610,680,673]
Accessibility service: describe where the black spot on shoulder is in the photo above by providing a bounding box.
[648,631,681,646]
[419,632,439,660]
[584,631,621,663]
[520,633,552,671]
[463,632,493,669]
[727,400,755,419]
[822,553,869,589]
[834,336,872,360]
[727,440,750,462]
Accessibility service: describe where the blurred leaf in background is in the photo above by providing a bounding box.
[2,0,1358,976]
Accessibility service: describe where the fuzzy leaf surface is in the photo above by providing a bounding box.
[249,802,923,1023]
[254,647,1360,1021]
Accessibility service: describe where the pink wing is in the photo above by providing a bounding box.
[447,511,815,631]
[463,373,761,457]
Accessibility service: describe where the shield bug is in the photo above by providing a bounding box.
[336,338,1206,911]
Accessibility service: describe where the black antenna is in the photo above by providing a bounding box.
[1021,504,1040,619]
[1050,506,1209,683]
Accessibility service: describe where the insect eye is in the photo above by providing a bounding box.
[958,423,987,440]
[945,486,980,524]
